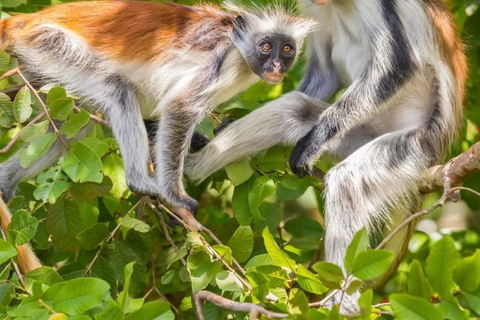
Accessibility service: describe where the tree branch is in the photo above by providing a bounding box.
[194,290,289,320]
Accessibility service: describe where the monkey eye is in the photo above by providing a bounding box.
[261,42,271,52]
[283,45,293,54]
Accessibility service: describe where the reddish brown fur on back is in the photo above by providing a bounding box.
[6,1,236,62]
[423,0,467,105]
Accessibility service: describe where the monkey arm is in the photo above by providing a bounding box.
[184,91,329,183]
[289,17,419,175]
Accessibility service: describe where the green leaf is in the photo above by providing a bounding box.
[0,51,11,72]
[225,158,254,186]
[284,216,323,239]
[20,120,49,142]
[312,262,344,289]
[118,261,137,312]
[245,271,269,302]
[215,271,243,292]
[49,97,75,121]
[46,278,110,315]
[248,176,276,220]
[426,236,461,298]
[296,264,328,294]
[464,292,480,315]
[245,254,275,269]
[77,223,109,251]
[187,250,223,293]
[19,133,57,168]
[103,153,128,198]
[262,227,296,271]
[407,260,432,300]
[212,244,233,264]
[453,250,480,293]
[351,250,395,280]
[95,301,124,320]
[1,0,27,8]
[121,217,150,233]
[25,267,62,286]
[0,239,17,264]
[70,177,112,201]
[62,141,103,183]
[124,301,174,320]
[34,167,70,204]
[47,86,67,104]
[60,109,90,139]
[8,209,39,245]
[390,293,442,320]
[47,198,84,252]
[358,289,373,319]
[227,226,253,263]
[13,86,32,123]
[344,228,368,274]
[232,176,255,225]
[346,280,363,295]
[0,93,13,128]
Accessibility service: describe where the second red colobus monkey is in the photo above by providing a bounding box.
[0,1,315,213]
[186,0,467,313]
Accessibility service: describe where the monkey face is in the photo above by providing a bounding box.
[249,34,297,84]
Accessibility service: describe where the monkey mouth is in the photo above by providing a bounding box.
[264,73,284,84]
[312,0,332,4]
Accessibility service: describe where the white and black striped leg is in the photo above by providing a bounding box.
[103,82,158,197]
[184,91,329,183]
[155,109,202,214]
[323,128,439,314]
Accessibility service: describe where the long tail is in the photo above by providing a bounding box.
[0,193,42,274]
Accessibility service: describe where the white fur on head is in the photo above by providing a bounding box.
[225,1,316,54]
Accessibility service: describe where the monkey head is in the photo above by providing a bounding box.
[229,5,316,84]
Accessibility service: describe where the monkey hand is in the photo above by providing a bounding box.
[289,131,319,177]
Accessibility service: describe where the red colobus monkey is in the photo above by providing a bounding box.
[186,0,467,313]
[0,1,315,214]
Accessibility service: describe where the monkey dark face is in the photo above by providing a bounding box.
[249,34,297,84]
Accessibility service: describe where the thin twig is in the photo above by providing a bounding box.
[194,290,288,320]
[148,258,180,315]
[73,106,110,128]
[146,200,186,266]
[148,198,251,291]
[0,112,46,154]
[7,67,68,148]
[202,226,246,275]
[84,198,144,276]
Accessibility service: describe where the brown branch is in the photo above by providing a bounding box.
[419,142,480,193]
[73,106,109,128]
[194,290,288,320]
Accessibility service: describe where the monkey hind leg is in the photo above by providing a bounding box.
[323,128,435,315]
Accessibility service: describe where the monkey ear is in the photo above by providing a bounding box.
[313,0,332,4]
[291,18,317,42]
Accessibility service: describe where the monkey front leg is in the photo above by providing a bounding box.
[154,108,201,214]
[184,92,330,183]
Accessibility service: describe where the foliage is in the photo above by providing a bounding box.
[0,0,479,319]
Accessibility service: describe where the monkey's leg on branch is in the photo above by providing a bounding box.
[0,193,42,274]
